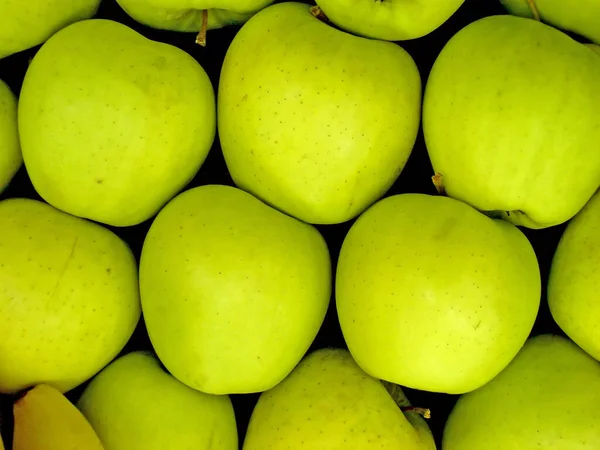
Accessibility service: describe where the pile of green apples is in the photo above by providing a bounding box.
[1,0,600,449]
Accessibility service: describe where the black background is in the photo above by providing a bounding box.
[0,0,572,448]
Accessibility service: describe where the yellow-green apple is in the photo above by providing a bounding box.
[139,184,331,395]
[443,334,600,449]
[244,348,435,450]
[336,193,541,394]
[0,0,100,59]
[501,0,600,44]
[548,190,600,361]
[218,2,421,225]
[0,79,20,193]
[314,0,465,41]
[423,15,600,229]
[0,198,140,394]
[78,351,237,450]
[115,0,275,45]
[18,19,215,227]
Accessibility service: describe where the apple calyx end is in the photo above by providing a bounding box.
[525,0,541,21]
[432,173,446,195]
[195,10,209,47]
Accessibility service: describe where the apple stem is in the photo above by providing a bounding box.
[400,406,432,419]
[196,10,208,47]
[432,173,446,195]
[585,44,600,55]
[381,380,432,420]
[309,5,330,23]
[526,0,541,21]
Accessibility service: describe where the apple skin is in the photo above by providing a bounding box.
[116,0,275,32]
[423,15,600,229]
[218,2,421,225]
[315,0,465,41]
[336,193,541,395]
[443,334,600,449]
[501,0,600,44]
[13,384,103,450]
[548,190,600,361]
[139,184,331,395]
[0,198,140,394]
[0,0,100,59]
[243,348,435,450]
[18,19,215,227]
[78,351,238,450]
[0,79,21,194]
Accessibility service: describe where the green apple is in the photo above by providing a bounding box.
[218,2,421,225]
[548,190,600,361]
[314,0,465,41]
[139,184,331,395]
[0,0,100,59]
[443,334,600,449]
[501,0,600,44]
[78,351,238,450]
[0,198,140,394]
[244,348,435,450]
[336,193,541,395]
[0,79,20,193]
[115,0,274,45]
[423,15,600,229]
[18,19,216,227]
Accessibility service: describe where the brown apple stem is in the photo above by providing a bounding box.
[526,0,541,21]
[309,5,330,23]
[196,10,208,47]
[432,173,446,195]
[586,44,600,55]
[381,380,432,419]
[401,406,432,419]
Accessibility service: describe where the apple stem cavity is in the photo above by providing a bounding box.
[432,173,446,195]
[526,0,541,21]
[309,5,330,23]
[196,10,209,47]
